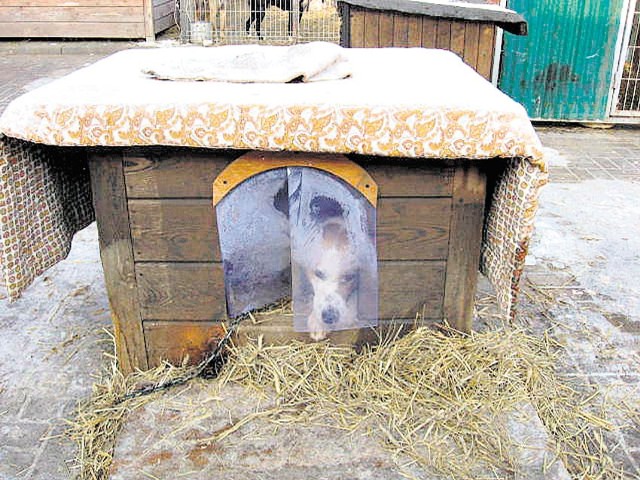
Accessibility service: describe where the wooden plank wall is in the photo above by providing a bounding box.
[345,6,496,80]
[118,149,472,367]
[153,0,174,34]
[0,0,173,38]
[87,148,486,368]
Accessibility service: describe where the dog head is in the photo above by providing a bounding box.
[298,196,361,340]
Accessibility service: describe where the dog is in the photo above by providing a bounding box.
[246,0,307,39]
[291,195,365,341]
[209,0,226,41]
[304,218,361,340]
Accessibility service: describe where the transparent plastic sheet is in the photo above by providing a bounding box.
[288,168,378,338]
[216,168,291,317]
[215,167,378,338]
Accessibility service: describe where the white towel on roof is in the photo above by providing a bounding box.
[141,42,351,83]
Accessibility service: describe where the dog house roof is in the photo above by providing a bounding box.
[337,0,527,35]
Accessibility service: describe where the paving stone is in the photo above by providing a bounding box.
[0,446,38,479]
[0,421,50,450]
[30,438,77,480]
[110,382,569,480]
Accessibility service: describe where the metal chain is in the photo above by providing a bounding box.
[115,312,247,404]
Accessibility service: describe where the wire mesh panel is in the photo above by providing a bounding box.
[179,0,340,45]
[615,0,640,115]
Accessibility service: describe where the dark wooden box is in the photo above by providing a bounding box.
[338,0,527,80]
[89,148,487,372]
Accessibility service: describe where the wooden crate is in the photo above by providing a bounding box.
[337,0,527,80]
[0,0,174,40]
[89,148,487,372]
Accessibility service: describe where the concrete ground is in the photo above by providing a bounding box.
[0,41,639,479]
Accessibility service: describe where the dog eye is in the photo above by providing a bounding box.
[314,269,326,280]
[341,273,357,283]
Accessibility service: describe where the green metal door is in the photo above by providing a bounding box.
[499,0,624,121]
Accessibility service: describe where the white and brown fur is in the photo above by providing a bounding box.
[302,216,361,340]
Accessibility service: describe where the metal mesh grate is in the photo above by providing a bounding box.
[616,1,640,114]
[179,0,340,45]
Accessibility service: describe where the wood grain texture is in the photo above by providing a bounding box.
[152,0,174,33]
[338,0,527,35]
[339,2,351,47]
[123,149,240,198]
[89,152,148,373]
[377,11,393,46]
[463,22,480,72]
[450,21,465,58]
[152,0,173,19]
[0,0,139,6]
[443,163,486,332]
[136,262,227,321]
[143,0,154,40]
[153,11,174,32]
[355,157,454,197]
[0,21,145,37]
[349,8,365,47]
[363,9,380,47]
[144,321,227,367]
[476,24,495,80]
[136,261,444,322]
[435,18,451,49]
[392,12,408,47]
[420,16,437,48]
[129,199,221,262]
[128,196,449,262]
[235,315,436,347]
[0,6,142,22]
[377,198,451,261]
[379,261,445,319]
[406,14,421,45]
[125,150,454,200]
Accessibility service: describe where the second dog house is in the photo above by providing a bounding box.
[338,0,527,80]
[0,44,546,373]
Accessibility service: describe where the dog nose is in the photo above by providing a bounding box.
[321,307,339,325]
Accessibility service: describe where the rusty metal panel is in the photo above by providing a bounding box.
[499,0,624,121]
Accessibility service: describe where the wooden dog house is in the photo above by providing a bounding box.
[0,46,546,375]
[338,0,527,80]
[90,148,486,369]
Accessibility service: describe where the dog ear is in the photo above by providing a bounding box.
[272,178,289,217]
[309,195,343,222]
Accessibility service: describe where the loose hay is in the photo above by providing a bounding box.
[66,359,196,480]
[68,315,630,480]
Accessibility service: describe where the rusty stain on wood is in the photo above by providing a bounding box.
[144,321,227,367]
